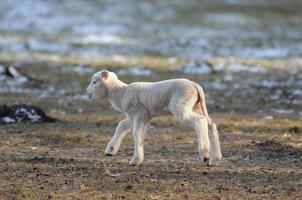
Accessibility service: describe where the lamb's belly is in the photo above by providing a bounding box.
[149,106,171,117]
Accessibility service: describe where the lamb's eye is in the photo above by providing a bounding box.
[92,81,97,84]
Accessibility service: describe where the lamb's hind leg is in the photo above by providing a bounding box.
[172,109,210,164]
[208,120,222,166]
[105,119,132,156]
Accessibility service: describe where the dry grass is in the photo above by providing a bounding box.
[0,113,301,200]
[0,60,301,199]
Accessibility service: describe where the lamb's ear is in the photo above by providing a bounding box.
[101,70,109,80]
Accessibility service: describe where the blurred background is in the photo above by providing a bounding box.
[0,1,302,199]
[0,0,301,118]
[1,0,302,60]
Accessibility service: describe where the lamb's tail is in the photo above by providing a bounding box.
[194,83,222,165]
[193,83,215,130]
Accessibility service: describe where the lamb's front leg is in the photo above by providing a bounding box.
[105,119,132,156]
[129,112,149,166]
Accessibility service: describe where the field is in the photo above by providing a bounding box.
[0,59,301,200]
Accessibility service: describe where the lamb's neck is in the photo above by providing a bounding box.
[107,79,128,109]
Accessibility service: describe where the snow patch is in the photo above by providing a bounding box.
[178,62,266,74]
[0,65,30,85]
[73,34,124,45]
[179,60,213,74]
[0,64,5,73]
[1,117,15,123]
[15,107,42,123]
[261,80,278,88]
[63,65,95,74]
[235,47,289,58]
[117,67,153,76]
[214,63,266,73]
[263,115,274,120]
[210,81,227,90]
[25,38,68,53]
[0,105,55,124]
[271,109,295,115]
[292,99,302,105]
[223,74,234,81]
[292,89,302,96]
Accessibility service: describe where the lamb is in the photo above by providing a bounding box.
[85,70,222,166]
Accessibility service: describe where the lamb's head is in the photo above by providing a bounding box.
[85,70,118,100]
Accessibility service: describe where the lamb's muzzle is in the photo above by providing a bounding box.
[84,89,92,99]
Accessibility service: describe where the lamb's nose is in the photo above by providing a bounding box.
[84,90,93,99]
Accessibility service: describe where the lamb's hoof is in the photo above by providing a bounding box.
[199,149,210,165]
[129,157,143,166]
[203,157,210,166]
[208,157,221,166]
[104,146,117,156]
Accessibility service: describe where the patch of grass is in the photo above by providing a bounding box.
[0,59,301,199]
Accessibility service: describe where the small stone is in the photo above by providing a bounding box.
[126,185,133,190]
[289,126,301,133]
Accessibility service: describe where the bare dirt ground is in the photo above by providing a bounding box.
[0,61,301,199]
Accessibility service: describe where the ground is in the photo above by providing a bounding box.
[0,60,301,200]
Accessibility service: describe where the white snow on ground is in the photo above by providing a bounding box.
[235,47,289,58]
[263,115,274,120]
[292,89,302,105]
[268,93,281,101]
[292,99,302,105]
[15,107,42,123]
[1,117,15,123]
[63,65,95,74]
[0,64,6,80]
[0,64,5,73]
[292,89,302,96]
[0,65,29,85]
[117,67,153,76]
[26,38,68,53]
[8,76,29,85]
[260,80,279,88]
[223,74,234,81]
[178,61,267,74]
[0,87,39,94]
[214,63,267,73]
[180,61,212,74]
[72,24,125,35]
[210,81,227,90]
[0,105,55,124]
[71,34,124,45]
[271,109,295,115]
[204,13,259,26]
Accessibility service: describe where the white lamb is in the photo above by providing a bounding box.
[85,70,222,166]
